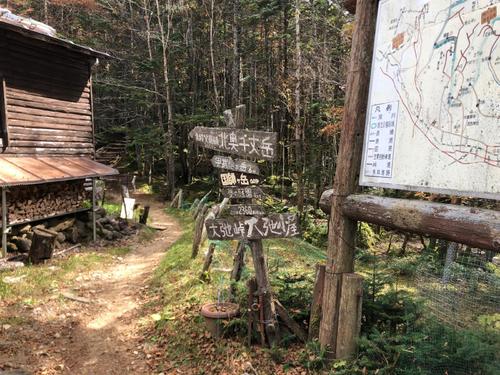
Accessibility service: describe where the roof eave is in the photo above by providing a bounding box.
[0,20,112,60]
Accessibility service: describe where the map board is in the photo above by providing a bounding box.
[360,0,500,199]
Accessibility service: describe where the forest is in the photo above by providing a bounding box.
[0,0,499,374]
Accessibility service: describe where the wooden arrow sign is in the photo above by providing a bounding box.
[205,214,300,240]
[229,204,266,216]
[221,186,265,199]
[211,156,260,175]
[189,127,277,160]
[219,171,263,187]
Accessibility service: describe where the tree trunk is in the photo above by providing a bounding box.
[155,0,176,200]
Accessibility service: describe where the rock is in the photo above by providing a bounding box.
[95,206,107,218]
[493,256,500,266]
[3,275,27,284]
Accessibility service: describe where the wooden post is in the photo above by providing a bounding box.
[177,189,183,209]
[192,204,209,259]
[319,0,378,359]
[92,178,97,242]
[1,187,7,258]
[308,264,326,341]
[250,240,279,346]
[139,205,150,225]
[200,242,216,279]
[335,273,363,359]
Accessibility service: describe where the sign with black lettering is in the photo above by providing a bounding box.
[211,156,260,175]
[221,187,265,199]
[228,204,266,216]
[189,127,277,160]
[205,214,300,240]
[219,171,263,187]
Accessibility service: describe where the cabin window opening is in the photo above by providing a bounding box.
[0,77,7,149]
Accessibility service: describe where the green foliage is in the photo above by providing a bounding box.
[299,341,328,371]
[356,222,378,250]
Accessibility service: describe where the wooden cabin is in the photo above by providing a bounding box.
[0,12,117,256]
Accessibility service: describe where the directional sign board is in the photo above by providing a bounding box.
[189,127,278,161]
[211,156,260,175]
[360,0,500,199]
[228,204,266,216]
[219,171,262,187]
[221,187,265,199]
[205,214,300,240]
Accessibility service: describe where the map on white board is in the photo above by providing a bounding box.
[360,0,500,199]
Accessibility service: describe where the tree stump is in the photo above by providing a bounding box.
[29,228,57,264]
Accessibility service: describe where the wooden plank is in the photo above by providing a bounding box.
[7,105,91,120]
[10,140,93,148]
[8,119,91,130]
[221,186,265,199]
[4,147,93,155]
[211,155,260,174]
[7,76,91,97]
[205,214,300,240]
[7,98,91,116]
[219,171,263,187]
[274,299,307,342]
[8,85,90,102]
[228,204,266,216]
[7,90,90,107]
[7,112,92,126]
[320,0,379,358]
[189,127,277,160]
[10,133,92,143]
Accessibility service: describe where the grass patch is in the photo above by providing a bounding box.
[0,246,129,304]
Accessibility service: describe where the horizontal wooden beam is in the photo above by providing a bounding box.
[320,190,500,251]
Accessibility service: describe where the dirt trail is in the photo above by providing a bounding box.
[0,195,182,375]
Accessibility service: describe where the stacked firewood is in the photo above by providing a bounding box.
[7,180,89,224]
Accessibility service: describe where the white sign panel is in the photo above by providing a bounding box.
[360,0,500,199]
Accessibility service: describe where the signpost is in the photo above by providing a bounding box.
[189,126,278,161]
[190,104,296,347]
[211,156,260,175]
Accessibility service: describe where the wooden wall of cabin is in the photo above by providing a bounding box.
[0,28,94,157]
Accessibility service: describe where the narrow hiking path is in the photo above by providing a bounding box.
[0,195,182,375]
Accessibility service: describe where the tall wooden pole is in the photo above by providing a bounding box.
[1,187,7,257]
[319,0,378,358]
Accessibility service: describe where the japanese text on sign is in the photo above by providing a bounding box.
[211,156,260,175]
[363,101,398,178]
[219,172,262,187]
[221,187,265,199]
[205,214,300,240]
[229,204,266,216]
[189,127,277,160]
